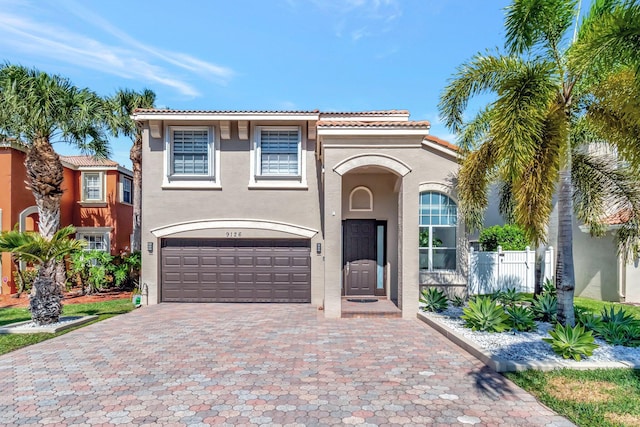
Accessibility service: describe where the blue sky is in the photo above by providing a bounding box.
[0,0,585,168]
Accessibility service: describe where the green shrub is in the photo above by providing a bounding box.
[461,296,509,332]
[596,322,640,347]
[419,287,448,312]
[12,266,37,294]
[505,305,537,332]
[478,224,528,251]
[450,295,465,307]
[576,311,603,335]
[543,324,599,361]
[600,306,639,327]
[532,293,558,322]
[497,287,523,307]
[541,278,556,297]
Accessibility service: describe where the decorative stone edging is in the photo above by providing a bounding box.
[417,312,637,372]
[0,315,99,334]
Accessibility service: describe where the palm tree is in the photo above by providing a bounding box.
[106,89,156,252]
[0,226,85,325]
[0,64,110,315]
[439,0,640,326]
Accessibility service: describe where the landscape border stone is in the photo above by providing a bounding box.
[0,315,99,334]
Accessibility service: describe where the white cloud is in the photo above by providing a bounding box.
[0,2,234,97]
[308,0,402,40]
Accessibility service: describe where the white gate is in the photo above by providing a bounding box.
[468,246,554,295]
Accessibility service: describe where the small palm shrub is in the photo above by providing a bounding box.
[543,324,599,361]
[419,287,448,313]
[450,295,465,307]
[461,296,509,332]
[497,288,523,307]
[505,305,537,332]
[532,293,557,323]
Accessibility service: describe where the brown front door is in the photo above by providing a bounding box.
[343,219,377,295]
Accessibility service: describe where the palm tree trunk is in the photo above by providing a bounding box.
[555,166,576,326]
[130,132,142,252]
[25,137,65,323]
[29,260,62,325]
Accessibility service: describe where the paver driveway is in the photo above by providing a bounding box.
[0,304,573,426]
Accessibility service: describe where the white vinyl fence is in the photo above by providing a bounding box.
[468,246,555,295]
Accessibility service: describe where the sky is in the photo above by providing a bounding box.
[0,0,587,168]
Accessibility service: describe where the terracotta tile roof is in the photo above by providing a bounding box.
[316,120,431,128]
[60,156,119,167]
[603,208,632,225]
[134,108,320,114]
[424,135,458,151]
[320,110,410,116]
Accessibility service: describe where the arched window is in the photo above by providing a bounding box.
[349,186,373,211]
[419,192,457,271]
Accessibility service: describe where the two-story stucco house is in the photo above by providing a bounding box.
[134,109,464,318]
[0,140,134,294]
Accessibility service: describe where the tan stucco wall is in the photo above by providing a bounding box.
[141,120,324,306]
[321,137,460,318]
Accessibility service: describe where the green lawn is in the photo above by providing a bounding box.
[574,296,640,319]
[506,369,640,427]
[0,298,134,355]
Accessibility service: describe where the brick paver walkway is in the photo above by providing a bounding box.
[0,304,573,426]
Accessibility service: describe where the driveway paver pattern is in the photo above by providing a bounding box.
[0,304,573,426]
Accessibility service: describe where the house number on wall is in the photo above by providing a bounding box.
[225,231,242,238]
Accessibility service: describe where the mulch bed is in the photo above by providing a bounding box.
[0,290,132,309]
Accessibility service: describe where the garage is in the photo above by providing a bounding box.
[160,239,311,303]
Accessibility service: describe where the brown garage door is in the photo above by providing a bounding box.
[161,239,311,303]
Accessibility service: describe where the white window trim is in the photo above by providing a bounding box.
[349,186,373,212]
[419,191,458,272]
[81,171,106,203]
[75,227,111,252]
[120,174,133,205]
[162,125,221,189]
[249,125,307,189]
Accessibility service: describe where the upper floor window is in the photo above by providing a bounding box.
[255,127,301,177]
[121,175,132,204]
[419,191,457,271]
[164,126,218,189]
[82,172,104,202]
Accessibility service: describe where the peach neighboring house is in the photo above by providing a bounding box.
[0,139,134,294]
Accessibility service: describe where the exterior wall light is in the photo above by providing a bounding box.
[147,242,154,253]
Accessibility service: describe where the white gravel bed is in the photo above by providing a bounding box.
[423,306,640,366]
[17,316,83,329]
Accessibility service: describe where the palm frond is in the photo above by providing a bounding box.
[573,149,640,237]
[439,53,524,134]
[457,106,492,152]
[504,0,577,56]
[457,139,500,232]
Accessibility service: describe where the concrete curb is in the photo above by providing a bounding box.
[0,315,99,334]
[417,312,636,372]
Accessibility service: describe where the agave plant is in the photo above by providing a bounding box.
[505,305,536,332]
[543,324,599,361]
[532,293,558,323]
[461,296,508,333]
[450,295,466,308]
[597,323,640,347]
[419,287,449,313]
[576,311,604,336]
[497,287,523,307]
[600,306,639,327]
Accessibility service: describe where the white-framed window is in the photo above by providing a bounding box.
[76,228,111,252]
[419,191,457,271]
[121,175,132,204]
[164,126,218,188]
[82,172,104,202]
[255,126,301,177]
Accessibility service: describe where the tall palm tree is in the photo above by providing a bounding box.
[0,226,85,324]
[439,0,640,326]
[107,89,156,252]
[0,64,110,318]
